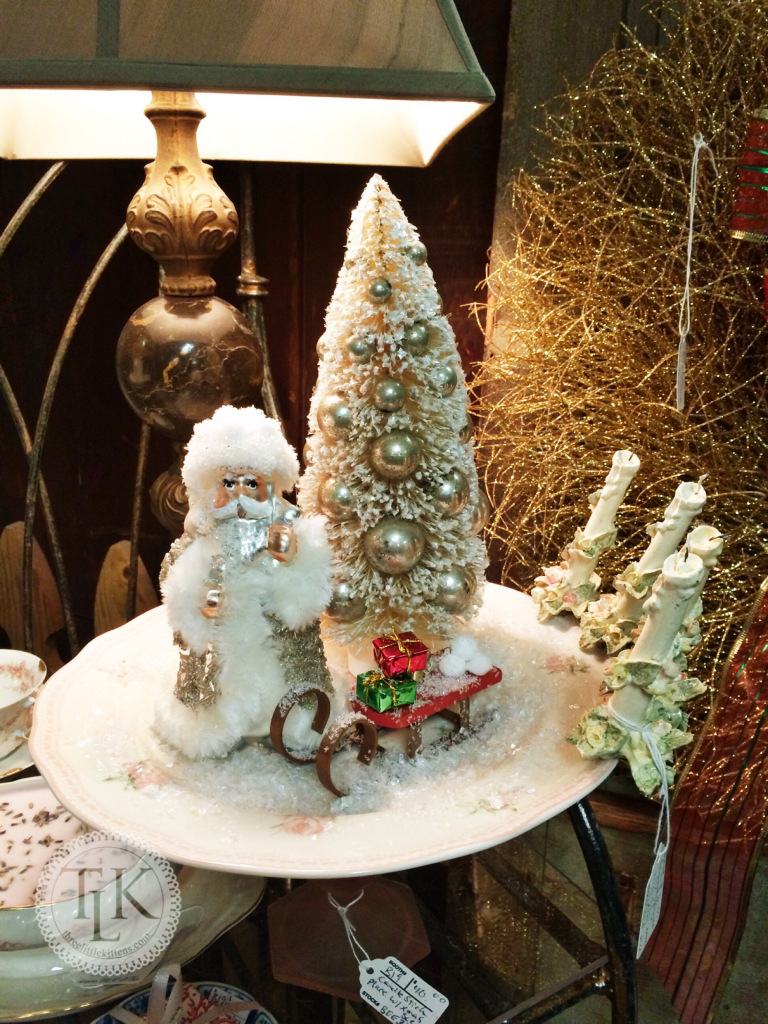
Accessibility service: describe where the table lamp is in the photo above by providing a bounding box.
[0,0,493,647]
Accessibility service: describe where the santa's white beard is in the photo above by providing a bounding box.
[156,513,334,760]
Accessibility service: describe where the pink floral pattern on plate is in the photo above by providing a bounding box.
[277,815,334,836]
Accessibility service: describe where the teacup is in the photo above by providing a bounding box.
[0,651,46,759]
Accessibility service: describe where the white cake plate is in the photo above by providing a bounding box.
[30,584,615,878]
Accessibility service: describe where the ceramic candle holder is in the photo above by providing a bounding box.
[0,652,46,759]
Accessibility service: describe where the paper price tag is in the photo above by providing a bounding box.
[636,841,667,958]
[359,956,449,1024]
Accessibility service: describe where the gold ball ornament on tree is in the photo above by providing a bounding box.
[469,489,492,535]
[433,468,470,515]
[317,394,353,439]
[402,322,430,356]
[370,431,420,480]
[319,478,356,521]
[429,365,458,396]
[433,566,477,614]
[368,278,392,304]
[372,377,406,412]
[364,517,426,574]
[408,242,428,265]
[347,337,373,364]
[326,582,366,622]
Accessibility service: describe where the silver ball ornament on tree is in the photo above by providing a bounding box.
[433,566,477,614]
[429,364,458,396]
[469,489,492,534]
[347,337,373,364]
[326,581,366,622]
[433,468,470,515]
[402,322,430,356]
[368,278,392,304]
[317,393,353,439]
[408,242,428,265]
[364,517,426,574]
[372,377,406,412]
[370,431,420,480]
[319,477,356,521]
[459,414,473,443]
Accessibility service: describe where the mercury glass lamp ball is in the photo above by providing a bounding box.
[434,566,477,613]
[319,477,356,520]
[430,364,458,396]
[364,517,426,574]
[317,393,353,439]
[470,489,492,534]
[402,322,430,356]
[347,337,373,364]
[116,295,263,440]
[370,431,420,480]
[368,278,392,304]
[433,468,470,515]
[409,242,428,265]
[326,581,366,622]
[372,377,406,412]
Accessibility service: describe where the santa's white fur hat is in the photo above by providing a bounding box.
[183,405,300,510]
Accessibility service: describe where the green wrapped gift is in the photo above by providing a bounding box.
[356,670,417,712]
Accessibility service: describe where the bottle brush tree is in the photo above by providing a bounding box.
[299,174,489,647]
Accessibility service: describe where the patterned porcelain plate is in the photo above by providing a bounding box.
[93,981,277,1024]
[30,584,615,878]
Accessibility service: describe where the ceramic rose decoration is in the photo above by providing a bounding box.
[155,405,334,759]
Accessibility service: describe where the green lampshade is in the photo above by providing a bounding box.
[0,0,494,165]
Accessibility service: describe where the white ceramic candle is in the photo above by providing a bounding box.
[613,480,706,623]
[583,450,641,540]
[684,524,723,615]
[631,550,706,664]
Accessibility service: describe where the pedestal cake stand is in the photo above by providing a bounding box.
[30,584,615,878]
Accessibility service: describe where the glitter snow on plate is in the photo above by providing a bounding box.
[29,584,615,878]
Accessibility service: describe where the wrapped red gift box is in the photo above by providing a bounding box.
[372,631,428,678]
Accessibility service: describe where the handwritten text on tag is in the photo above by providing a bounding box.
[359,956,449,1024]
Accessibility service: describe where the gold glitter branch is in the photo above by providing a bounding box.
[473,0,768,728]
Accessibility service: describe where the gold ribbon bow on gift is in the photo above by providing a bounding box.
[108,964,264,1024]
[382,630,418,674]
[363,671,398,706]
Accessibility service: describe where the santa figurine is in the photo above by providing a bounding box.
[155,405,334,759]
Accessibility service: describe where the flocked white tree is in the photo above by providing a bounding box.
[299,175,489,646]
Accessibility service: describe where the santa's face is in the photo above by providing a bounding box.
[213,469,273,520]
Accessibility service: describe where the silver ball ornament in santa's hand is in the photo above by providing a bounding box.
[319,477,356,521]
[409,242,428,265]
[372,377,406,412]
[368,278,392,304]
[347,337,373,364]
[317,393,353,439]
[364,517,425,574]
[370,431,420,480]
[469,488,492,534]
[433,566,476,613]
[326,581,366,622]
[429,364,458,396]
[402,322,429,356]
[433,468,470,515]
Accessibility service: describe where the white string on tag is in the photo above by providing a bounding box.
[608,699,671,957]
[328,890,370,964]
[676,132,717,412]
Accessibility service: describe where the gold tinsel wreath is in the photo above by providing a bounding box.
[473,0,768,730]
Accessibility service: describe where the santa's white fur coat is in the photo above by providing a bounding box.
[156,514,333,759]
